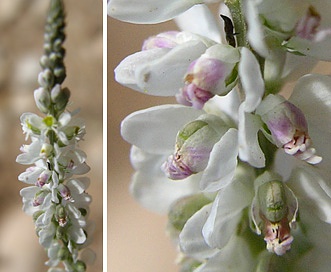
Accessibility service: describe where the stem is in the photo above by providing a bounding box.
[224,0,248,48]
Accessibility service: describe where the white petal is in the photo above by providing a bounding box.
[175,5,221,43]
[200,128,238,192]
[58,112,71,126]
[68,226,86,244]
[16,141,43,165]
[121,105,203,154]
[18,167,43,184]
[130,171,200,214]
[203,88,241,125]
[289,74,331,132]
[238,111,265,168]
[285,37,331,61]
[115,48,168,92]
[130,146,168,174]
[281,53,317,82]
[239,47,265,113]
[108,0,203,24]
[179,204,219,260]
[287,166,331,224]
[202,168,255,249]
[194,235,254,272]
[243,0,270,58]
[135,40,208,96]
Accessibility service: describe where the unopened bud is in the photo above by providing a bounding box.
[256,94,322,164]
[73,260,86,272]
[34,88,51,114]
[176,44,239,109]
[33,190,48,206]
[38,69,54,88]
[58,183,72,201]
[57,246,70,261]
[51,84,70,112]
[162,114,227,180]
[36,170,51,187]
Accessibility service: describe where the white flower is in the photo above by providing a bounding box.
[108,0,220,24]
[115,31,215,97]
[244,0,331,60]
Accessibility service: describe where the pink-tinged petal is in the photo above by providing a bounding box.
[200,128,238,192]
[114,48,168,92]
[121,105,203,154]
[130,171,200,214]
[238,111,265,168]
[179,203,219,260]
[239,47,265,112]
[135,40,208,96]
[175,4,222,43]
[108,0,204,24]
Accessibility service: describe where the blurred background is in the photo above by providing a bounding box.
[0,0,102,271]
[108,18,180,272]
[108,9,331,272]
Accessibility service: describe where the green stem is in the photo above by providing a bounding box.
[224,0,248,48]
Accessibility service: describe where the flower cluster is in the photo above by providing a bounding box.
[109,0,331,271]
[17,1,94,271]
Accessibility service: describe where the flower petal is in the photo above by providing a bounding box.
[115,48,168,92]
[289,74,331,133]
[179,203,219,260]
[194,235,254,272]
[243,0,270,58]
[121,105,203,154]
[175,4,221,43]
[200,128,238,192]
[108,0,203,24]
[238,111,265,168]
[239,47,265,113]
[287,166,331,224]
[130,171,200,214]
[130,145,168,174]
[286,37,331,61]
[202,166,255,249]
[135,40,208,96]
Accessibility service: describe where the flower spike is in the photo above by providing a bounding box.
[17,0,94,270]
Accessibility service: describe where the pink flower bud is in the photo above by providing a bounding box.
[162,115,227,180]
[176,45,239,109]
[257,94,322,164]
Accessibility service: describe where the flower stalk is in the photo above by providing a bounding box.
[17,0,94,271]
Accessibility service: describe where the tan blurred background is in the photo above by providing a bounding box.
[108,18,182,272]
[0,0,102,271]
